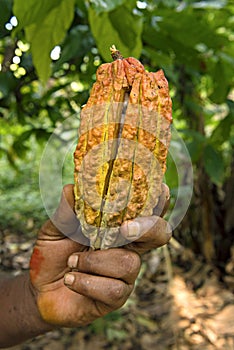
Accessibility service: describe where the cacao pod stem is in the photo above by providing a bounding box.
[110,45,123,61]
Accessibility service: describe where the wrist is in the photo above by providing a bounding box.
[0,272,54,348]
[26,272,56,333]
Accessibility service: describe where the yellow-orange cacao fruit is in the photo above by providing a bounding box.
[74,46,172,249]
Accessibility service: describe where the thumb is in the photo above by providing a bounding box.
[39,184,88,245]
[153,183,170,217]
[52,184,78,234]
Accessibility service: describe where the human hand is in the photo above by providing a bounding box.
[29,184,171,328]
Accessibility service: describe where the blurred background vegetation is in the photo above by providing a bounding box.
[0,0,233,267]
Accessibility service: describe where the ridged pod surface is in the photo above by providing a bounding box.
[74,47,172,249]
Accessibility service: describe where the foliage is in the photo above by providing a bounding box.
[0,0,234,261]
[0,148,47,233]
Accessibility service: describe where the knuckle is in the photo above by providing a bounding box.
[78,250,99,273]
[83,250,94,270]
[107,282,128,306]
[151,217,172,246]
[121,252,141,277]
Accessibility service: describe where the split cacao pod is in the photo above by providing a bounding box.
[74,46,172,249]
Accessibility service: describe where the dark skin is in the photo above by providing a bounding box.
[0,184,171,348]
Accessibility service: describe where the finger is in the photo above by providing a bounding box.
[64,272,133,309]
[52,184,78,234]
[39,184,89,246]
[153,183,170,217]
[67,249,141,284]
[121,216,172,255]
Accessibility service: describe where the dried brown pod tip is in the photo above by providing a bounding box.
[110,45,124,60]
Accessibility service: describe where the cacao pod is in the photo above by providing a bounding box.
[74,46,172,249]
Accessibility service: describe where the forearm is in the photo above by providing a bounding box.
[0,272,53,348]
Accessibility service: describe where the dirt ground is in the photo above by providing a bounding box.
[1,230,234,350]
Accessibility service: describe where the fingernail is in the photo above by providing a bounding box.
[68,254,79,268]
[64,273,75,286]
[127,221,141,238]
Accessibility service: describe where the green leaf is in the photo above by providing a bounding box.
[0,72,18,97]
[13,0,63,32]
[109,7,141,50]
[12,141,30,158]
[209,54,234,104]
[143,47,172,69]
[203,144,224,185]
[143,22,201,70]
[89,0,127,13]
[187,140,204,163]
[143,5,230,72]
[88,5,143,61]
[154,7,228,51]
[178,129,206,163]
[192,1,227,9]
[33,128,51,144]
[210,113,234,147]
[24,0,75,83]
[54,25,94,70]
